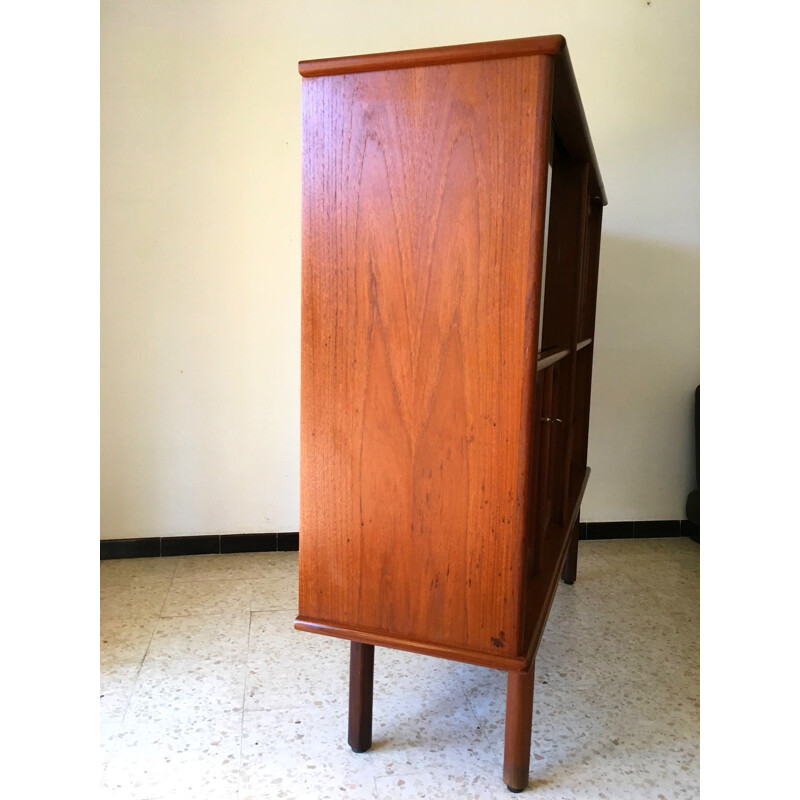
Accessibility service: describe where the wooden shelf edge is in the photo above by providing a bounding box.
[299,34,565,77]
[576,338,592,352]
[522,466,591,666]
[566,465,591,532]
[295,617,529,672]
[536,347,570,371]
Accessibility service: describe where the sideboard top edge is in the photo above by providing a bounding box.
[298,34,566,77]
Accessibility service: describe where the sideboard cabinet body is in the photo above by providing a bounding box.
[297,35,605,791]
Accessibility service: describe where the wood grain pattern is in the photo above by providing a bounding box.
[299,56,552,660]
[299,34,605,206]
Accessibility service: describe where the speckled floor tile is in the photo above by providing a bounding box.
[248,608,324,657]
[588,537,699,565]
[160,578,252,617]
[172,552,276,583]
[465,678,697,797]
[101,581,172,621]
[374,770,512,799]
[369,650,496,778]
[268,551,299,572]
[534,609,698,691]
[99,539,698,798]
[102,712,241,800]
[146,613,250,663]
[250,573,299,611]
[246,608,349,711]
[245,649,349,712]
[101,557,179,588]
[369,698,494,779]
[239,705,378,800]
[518,728,699,799]
[100,663,142,723]
[100,722,122,779]
[628,561,701,597]
[100,617,159,667]
[125,658,247,723]
[571,539,615,562]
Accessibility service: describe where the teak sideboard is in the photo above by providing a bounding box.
[296,34,606,793]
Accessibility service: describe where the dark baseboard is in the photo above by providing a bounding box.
[101,520,697,560]
[100,532,299,560]
[580,519,693,541]
[683,520,700,543]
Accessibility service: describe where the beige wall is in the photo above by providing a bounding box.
[101,0,699,538]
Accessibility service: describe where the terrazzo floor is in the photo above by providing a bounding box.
[100,538,699,799]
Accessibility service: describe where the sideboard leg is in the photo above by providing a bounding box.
[503,662,535,792]
[348,642,375,753]
[561,515,580,585]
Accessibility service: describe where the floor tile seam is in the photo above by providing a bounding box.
[154,569,176,618]
[590,550,693,562]
[173,555,294,569]
[101,614,163,632]
[249,601,297,616]
[152,611,253,630]
[100,577,175,595]
[100,666,142,718]
[373,767,443,783]
[242,700,340,714]
[140,652,250,669]
[140,569,177,648]
[108,621,162,727]
[235,614,255,800]
[99,721,125,775]
[118,707,248,724]
[100,576,178,589]
[171,573,279,584]
[159,608,252,620]
[100,608,170,623]
[162,581,257,601]
[249,607,298,618]
[115,572,177,726]
[240,707,342,721]
[157,606,253,619]
[243,653,348,670]
[118,655,156,728]
[249,606,298,615]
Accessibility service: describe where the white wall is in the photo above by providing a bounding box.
[101,0,699,538]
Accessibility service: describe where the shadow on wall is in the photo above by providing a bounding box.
[582,234,699,522]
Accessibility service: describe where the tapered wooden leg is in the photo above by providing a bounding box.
[348,642,374,753]
[561,515,580,585]
[503,663,535,793]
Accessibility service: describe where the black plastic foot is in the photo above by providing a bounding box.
[562,578,574,585]
[350,745,370,754]
[506,785,524,793]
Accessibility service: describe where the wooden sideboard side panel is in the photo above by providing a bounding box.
[299,56,551,658]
